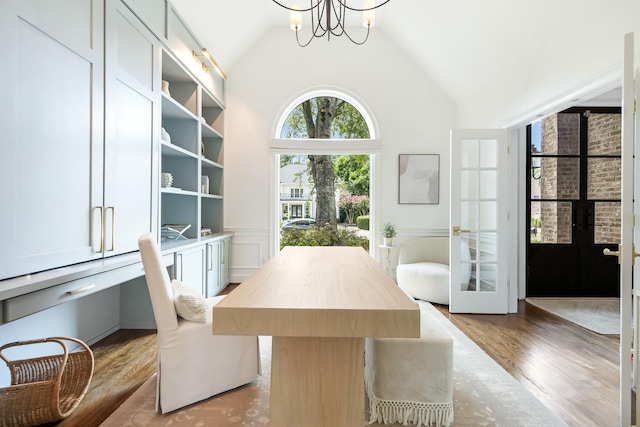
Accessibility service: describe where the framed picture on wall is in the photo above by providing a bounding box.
[398,154,440,204]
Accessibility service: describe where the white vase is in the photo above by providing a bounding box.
[384,237,393,247]
[161,80,170,96]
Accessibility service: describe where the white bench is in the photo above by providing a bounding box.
[365,300,454,427]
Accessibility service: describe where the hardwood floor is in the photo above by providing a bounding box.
[54,299,620,426]
[435,300,620,427]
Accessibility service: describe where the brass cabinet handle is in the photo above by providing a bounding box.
[452,226,471,236]
[97,206,104,254]
[107,206,116,251]
[67,284,96,295]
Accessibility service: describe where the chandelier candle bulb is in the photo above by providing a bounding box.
[290,4,302,30]
[363,0,376,27]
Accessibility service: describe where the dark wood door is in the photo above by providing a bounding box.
[526,107,621,297]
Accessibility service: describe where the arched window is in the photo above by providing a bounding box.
[271,89,380,255]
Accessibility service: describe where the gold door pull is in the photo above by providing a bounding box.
[452,226,471,236]
[603,245,640,265]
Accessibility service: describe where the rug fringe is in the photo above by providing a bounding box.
[367,391,453,427]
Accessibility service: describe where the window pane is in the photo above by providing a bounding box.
[540,157,579,200]
[539,201,572,244]
[588,158,621,200]
[479,170,497,199]
[461,170,477,199]
[460,139,478,168]
[461,201,476,231]
[480,139,497,168]
[479,201,496,230]
[541,113,580,155]
[595,202,621,244]
[588,113,621,155]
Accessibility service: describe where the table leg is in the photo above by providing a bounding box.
[270,336,364,427]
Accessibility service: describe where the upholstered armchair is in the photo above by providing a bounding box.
[137,233,260,413]
[396,237,470,305]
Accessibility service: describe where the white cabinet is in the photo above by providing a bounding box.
[104,0,160,255]
[0,0,105,279]
[174,245,206,294]
[0,0,160,281]
[221,236,231,290]
[205,235,231,297]
[205,241,221,297]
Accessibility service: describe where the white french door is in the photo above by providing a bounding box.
[619,32,636,427]
[449,129,510,314]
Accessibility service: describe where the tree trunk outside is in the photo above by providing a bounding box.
[302,97,343,227]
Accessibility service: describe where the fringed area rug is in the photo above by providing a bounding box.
[526,297,619,335]
[100,302,567,426]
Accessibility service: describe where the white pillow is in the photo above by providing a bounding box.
[171,279,207,323]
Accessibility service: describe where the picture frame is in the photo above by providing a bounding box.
[398,154,440,204]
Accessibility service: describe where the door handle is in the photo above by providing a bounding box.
[603,245,640,265]
[452,226,471,236]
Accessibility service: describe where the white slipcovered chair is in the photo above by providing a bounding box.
[137,233,260,414]
[396,237,470,305]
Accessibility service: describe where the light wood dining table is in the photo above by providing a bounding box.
[212,246,420,427]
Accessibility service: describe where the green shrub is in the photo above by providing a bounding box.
[280,223,369,251]
[356,215,369,230]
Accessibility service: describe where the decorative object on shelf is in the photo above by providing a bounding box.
[382,222,396,247]
[161,127,171,143]
[161,80,171,96]
[398,154,440,204]
[161,173,173,188]
[272,0,390,47]
[201,141,205,156]
[161,224,191,240]
[201,227,212,236]
[201,176,210,194]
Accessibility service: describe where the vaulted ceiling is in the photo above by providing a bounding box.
[172,0,640,124]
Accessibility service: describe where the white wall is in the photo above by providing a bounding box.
[224,28,456,281]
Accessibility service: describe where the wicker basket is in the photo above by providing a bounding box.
[0,336,94,427]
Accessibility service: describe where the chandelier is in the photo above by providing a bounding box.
[272,0,391,47]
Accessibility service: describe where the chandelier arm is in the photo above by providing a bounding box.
[272,0,324,13]
[334,0,391,12]
[295,29,316,47]
[333,16,370,45]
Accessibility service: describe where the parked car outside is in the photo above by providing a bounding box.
[282,218,316,231]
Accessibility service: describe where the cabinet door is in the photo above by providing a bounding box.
[205,241,221,297]
[103,0,160,256]
[220,237,230,290]
[0,0,105,280]
[174,245,206,294]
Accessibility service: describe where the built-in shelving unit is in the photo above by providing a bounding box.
[160,50,226,244]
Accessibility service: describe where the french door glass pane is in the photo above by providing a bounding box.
[478,232,497,261]
[461,201,476,230]
[595,202,621,244]
[461,170,477,199]
[539,157,580,199]
[587,157,621,200]
[479,170,497,199]
[536,201,572,244]
[479,201,497,230]
[480,139,497,167]
[587,113,622,155]
[460,139,478,168]
[540,113,580,155]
